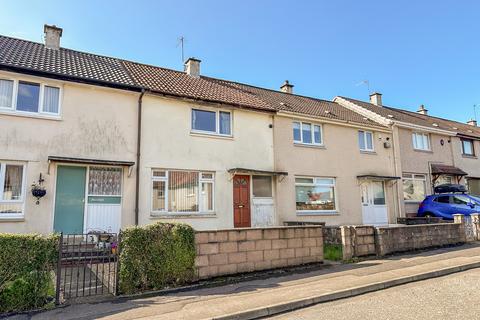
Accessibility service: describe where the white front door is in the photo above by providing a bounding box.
[361,181,388,225]
[84,166,123,234]
[251,175,275,227]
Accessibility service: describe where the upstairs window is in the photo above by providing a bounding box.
[293,121,322,145]
[358,130,374,151]
[191,108,232,136]
[0,79,14,109]
[462,139,475,156]
[412,132,430,151]
[0,78,61,116]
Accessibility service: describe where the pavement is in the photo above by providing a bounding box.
[10,243,480,320]
[270,267,480,319]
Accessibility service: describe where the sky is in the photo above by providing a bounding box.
[1,0,479,122]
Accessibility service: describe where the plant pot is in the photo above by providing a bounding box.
[32,188,47,198]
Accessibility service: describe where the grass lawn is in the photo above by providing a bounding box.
[324,244,343,261]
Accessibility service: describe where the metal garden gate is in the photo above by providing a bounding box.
[56,233,119,304]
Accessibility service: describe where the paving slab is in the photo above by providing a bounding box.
[16,243,480,320]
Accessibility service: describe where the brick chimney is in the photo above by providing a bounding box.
[369,92,382,106]
[280,80,294,94]
[184,58,201,78]
[43,24,62,50]
[417,104,428,115]
[467,119,478,126]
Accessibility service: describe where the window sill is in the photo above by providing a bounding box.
[293,143,326,149]
[413,149,433,154]
[190,131,233,140]
[296,210,339,216]
[0,109,61,121]
[462,154,477,159]
[150,212,217,219]
[0,216,25,222]
[360,150,377,155]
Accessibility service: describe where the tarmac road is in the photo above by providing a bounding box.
[270,267,480,320]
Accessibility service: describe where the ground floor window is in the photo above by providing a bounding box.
[402,173,426,202]
[252,175,272,198]
[433,175,453,187]
[151,169,214,214]
[466,178,480,196]
[295,177,336,211]
[0,162,25,217]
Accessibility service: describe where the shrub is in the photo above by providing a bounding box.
[0,233,59,313]
[118,222,196,294]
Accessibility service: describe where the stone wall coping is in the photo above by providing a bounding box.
[195,226,323,233]
[376,223,460,230]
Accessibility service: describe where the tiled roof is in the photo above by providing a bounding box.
[341,97,480,138]
[122,61,274,112]
[0,34,383,126]
[0,35,136,87]
[210,79,380,126]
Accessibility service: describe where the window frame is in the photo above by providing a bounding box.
[402,173,427,202]
[292,121,323,146]
[0,162,27,219]
[412,132,431,151]
[295,176,337,214]
[358,130,374,152]
[0,76,62,118]
[461,138,475,156]
[150,169,215,215]
[191,107,233,137]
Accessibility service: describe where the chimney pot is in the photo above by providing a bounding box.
[467,119,478,127]
[369,92,382,106]
[417,104,428,115]
[184,57,201,78]
[280,80,294,94]
[43,24,62,50]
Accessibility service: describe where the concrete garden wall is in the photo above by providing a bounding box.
[194,226,323,279]
[375,222,465,256]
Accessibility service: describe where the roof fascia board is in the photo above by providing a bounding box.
[334,96,393,127]
[276,110,391,133]
[394,120,457,135]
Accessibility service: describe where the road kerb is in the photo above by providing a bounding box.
[212,261,480,320]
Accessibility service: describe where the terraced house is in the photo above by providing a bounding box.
[0,25,404,234]
[336,93,480,217]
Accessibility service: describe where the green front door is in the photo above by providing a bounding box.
[54,166,86,234]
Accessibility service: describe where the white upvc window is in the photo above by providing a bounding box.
[0,162,26,219]
[412,132,430,151]
[402,173,427,202]
[151,169,215,214]
[358,130,374,151]
[293,121,323,145]
[295,177,337,212]
[191,108,232,136]
[0,77,61,116]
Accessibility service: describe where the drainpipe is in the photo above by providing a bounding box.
[135,88,146,225]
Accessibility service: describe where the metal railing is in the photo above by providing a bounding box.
[56,232,119,304]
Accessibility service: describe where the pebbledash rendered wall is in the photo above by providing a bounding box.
[194,226,323,279]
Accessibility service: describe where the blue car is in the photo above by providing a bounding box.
[418,193,480,220]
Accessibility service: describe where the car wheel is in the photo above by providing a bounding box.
[424,213,435,218]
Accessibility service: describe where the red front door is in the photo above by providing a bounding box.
[233,175,251,228]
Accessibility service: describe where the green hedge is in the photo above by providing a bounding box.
[0,233,59,313]
[118,222,196,294]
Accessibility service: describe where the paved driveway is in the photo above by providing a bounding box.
[270,268,480,320]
